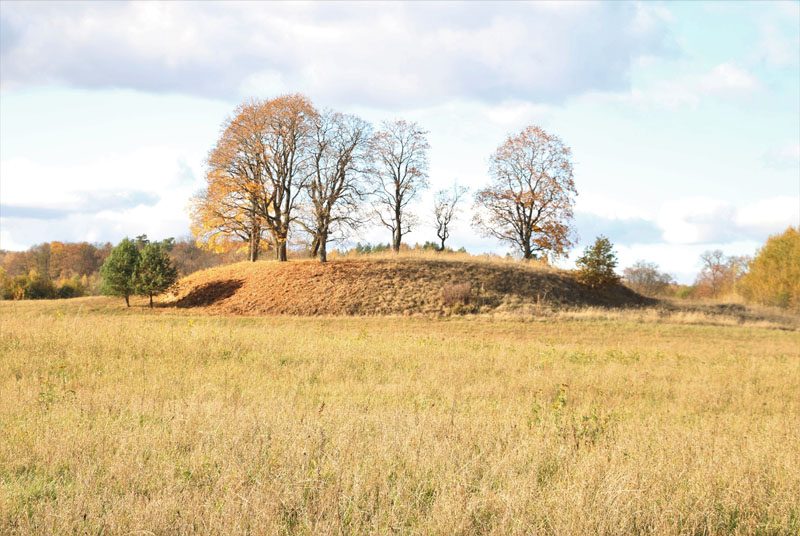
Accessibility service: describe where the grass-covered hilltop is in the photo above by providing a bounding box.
[160,252,652,316]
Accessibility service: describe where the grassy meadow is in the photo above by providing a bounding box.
[1,297,799,534]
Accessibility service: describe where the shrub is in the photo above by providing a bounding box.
[576,236,620,289]
[354,242,391,255]
[440,283,472,307]
[56,277,85,299]
[674,286,693,300]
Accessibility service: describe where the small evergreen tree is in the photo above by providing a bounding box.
[137,242,178,308]
[100,238,140,306]
[576,235,620,289]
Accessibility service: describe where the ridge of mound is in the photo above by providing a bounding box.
[160,257,652,316]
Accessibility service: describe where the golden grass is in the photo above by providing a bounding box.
[329,249,554,267]
[1,299,799,534]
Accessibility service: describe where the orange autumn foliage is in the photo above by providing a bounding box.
[473,126,577,260]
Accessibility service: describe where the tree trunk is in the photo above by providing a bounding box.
[277,241,288,261]
[125,295,130,307]
[522,242,533,260]
[310,236,320,258]
[249,233,259,262]
[440,236,446,251]
[249,204,260,262]
[149,293,153,308]
[319,238,327,263]
[392,220,401,252]
[393,201,402,252]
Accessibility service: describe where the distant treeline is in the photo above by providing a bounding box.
[622,227,799,311]
[0,237,241,300]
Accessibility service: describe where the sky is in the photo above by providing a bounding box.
[1,1,798,283]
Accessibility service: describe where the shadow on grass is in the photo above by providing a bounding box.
[172,279,244,308]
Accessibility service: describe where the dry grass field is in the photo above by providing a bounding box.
[1,297,799,535]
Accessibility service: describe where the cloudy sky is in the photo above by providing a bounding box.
[1,1,798,282]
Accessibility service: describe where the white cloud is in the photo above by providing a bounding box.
[699,62,760,95]
[1,148,201,208]
[0,2,672,107]
[588,61,761,109]
[763,142,800,170]
[758,5,800,68]
[658,195,799,244]
[0,147,204,249]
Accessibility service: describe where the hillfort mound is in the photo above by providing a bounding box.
[161,254,652,316]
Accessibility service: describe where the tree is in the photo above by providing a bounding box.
[100,238,140,307]
[369,120,430,252]
[739,226,800,310]
[196,100,273,262]
[622,260,675,297]
[693,250,750,298]
[576,236,620,289]
[168,236,229,276]
[137,241,178,308]
[190,180,270,263]
[473,126,577,260]
[198,94,317,262]
[303,111,372,262]
[254,94,318,261]
[433,183,468,251]
[695,250,728,298]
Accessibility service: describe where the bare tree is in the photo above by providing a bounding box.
[369,120,430,252]
[473,125,577,260]
[622,260,675,296]
[433,183,468,251]
[696,250,750,298]
[302,111,372,262]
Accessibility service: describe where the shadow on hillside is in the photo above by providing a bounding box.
[448,262,657,309]
[173,279,244,308]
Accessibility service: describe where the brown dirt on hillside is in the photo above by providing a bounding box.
[159,256,653,316]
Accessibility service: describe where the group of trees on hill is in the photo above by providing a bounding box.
[191,94,577,263]
[190,95,381,263]
[4,92,797,311]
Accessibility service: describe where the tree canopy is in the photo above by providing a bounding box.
[137,241,179,308]
[99,238,140,307]
[576,236,620,289]
[473,125,576,260]
[369,120,430,252]
[739,226,799,310]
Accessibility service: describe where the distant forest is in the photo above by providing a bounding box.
[0,238,237,300]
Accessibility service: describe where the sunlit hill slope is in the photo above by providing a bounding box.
[160,254,652,315]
